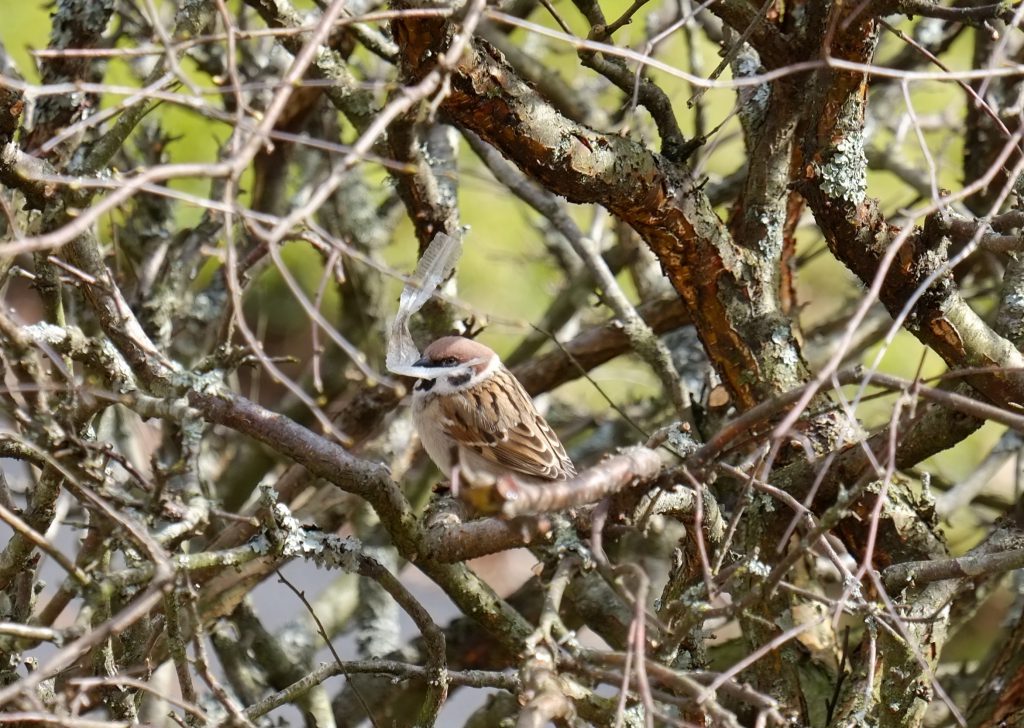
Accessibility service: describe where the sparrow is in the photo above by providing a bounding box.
[410,336,576,497]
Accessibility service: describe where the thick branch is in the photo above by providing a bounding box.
[393,11,815,411]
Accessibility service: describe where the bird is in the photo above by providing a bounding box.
[410,336,576,499]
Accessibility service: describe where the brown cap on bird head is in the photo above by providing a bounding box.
[415,336,496,374]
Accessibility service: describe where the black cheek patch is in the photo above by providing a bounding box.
[447,372,472,387]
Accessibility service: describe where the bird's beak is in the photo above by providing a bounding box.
[413,356,431,368]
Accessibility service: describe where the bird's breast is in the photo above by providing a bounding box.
[412,394,455,473]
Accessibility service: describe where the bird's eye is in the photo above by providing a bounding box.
[435,356,459,367]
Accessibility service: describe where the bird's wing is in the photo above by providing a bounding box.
[440,367,576,481]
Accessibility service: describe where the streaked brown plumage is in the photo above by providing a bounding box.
[411,336,576,490]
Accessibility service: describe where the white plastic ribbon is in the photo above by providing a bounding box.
[386,231,466,379]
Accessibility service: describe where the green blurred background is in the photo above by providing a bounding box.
[0,0,1009,662]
